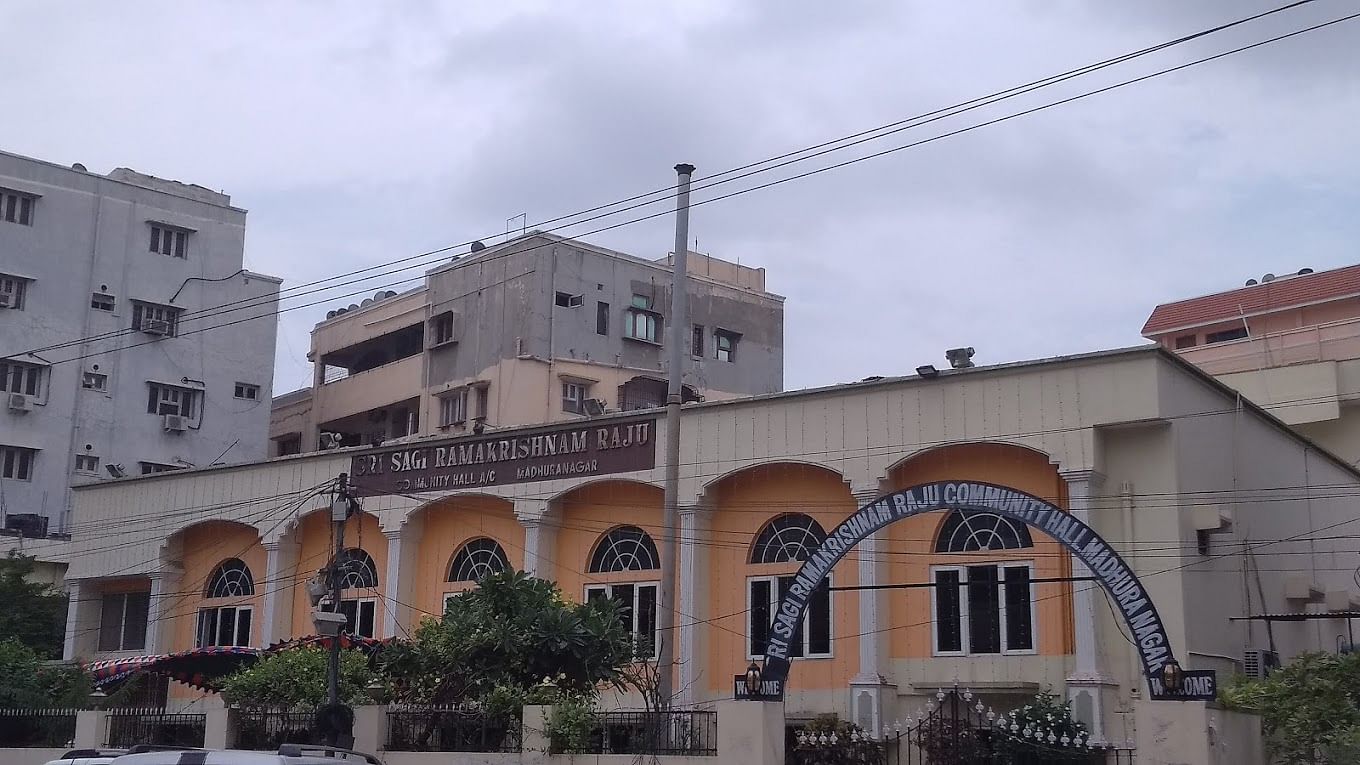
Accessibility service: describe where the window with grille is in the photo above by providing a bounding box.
[146,383,200,420]
[750,514,826,563]
[98,592,150,651]
[555,291,583,308]
[625,308,661,343]
[0,360,43,397]
[589,526,660,572]
[596,301,609,335]
[692,325,704,357]
[585,582,658,659]
[75,454,100,474]
[0,188,35,226]
[447,538,509,582]
[149,224,189,258]
[334,548,379,589]
[234,382,260,400]
[1,446,36,480]
[131,302,181,335]
[91,292,115,311]
[206,558,255,598]
[431,312,456,346]
[748,575,831,658]
[196,606,252,648]
[715,329,740,362]
[934,511,1033,552]
[82,371,108,391]
[562,382,588,414]
[932,563,1035,655]
[0,274,28,309]
[439,389,468,426]
[337,598,376,638]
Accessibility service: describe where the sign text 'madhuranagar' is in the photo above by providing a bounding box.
[348,417,656,496]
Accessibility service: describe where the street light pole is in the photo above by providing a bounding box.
[656,163,695,707]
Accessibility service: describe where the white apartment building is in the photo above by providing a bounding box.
[0,149,281,534]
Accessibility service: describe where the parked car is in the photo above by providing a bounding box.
[108,744,383,764]
[43,749,128,765]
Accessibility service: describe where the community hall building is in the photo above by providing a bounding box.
[55,345,1360,746]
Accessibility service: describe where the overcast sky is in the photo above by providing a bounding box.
[3,1,1357,394]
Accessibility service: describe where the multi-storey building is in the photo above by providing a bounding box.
[1142,263,1360,463]
[0,149,281,534]
[269,232,784,455]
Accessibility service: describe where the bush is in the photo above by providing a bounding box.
[221,647,373,709]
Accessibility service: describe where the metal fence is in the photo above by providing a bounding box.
[556,710,718,756]
[106,708,206,749]
[0,708,79,748]
[386,706,522,753]
[234,709,320,751]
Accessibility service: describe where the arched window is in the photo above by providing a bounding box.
[934,511,1033,553]
[334,548,379,589]
[588,526,659,573]
[749,514,827,564]
[205,558,254,598]
[448,538,509,582]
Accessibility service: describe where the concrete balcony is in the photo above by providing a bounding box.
[315,354,423,422]
[1176,317,1360,376]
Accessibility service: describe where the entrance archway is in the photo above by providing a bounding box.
[761,480,1193,697]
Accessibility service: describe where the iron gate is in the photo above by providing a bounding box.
[789,688,1134,765]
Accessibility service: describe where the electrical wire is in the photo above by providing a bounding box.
[10,6,1350,369]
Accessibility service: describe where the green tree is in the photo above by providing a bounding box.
[1220,651,1360,764]
[380,570,635,705]
[0,638,92,708]
[0,552,66,657]
[221,647,373,709]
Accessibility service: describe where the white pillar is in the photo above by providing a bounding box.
[146,569,181,654]
[1062,469,1115,745]
[849,486,893,735]
[64,578,92,660]
[516,500,555,580]
[382,529,410,639]
[261,540,299,646]
[677,504,706,707]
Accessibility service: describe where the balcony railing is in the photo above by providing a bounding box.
[1176,316,1360,375]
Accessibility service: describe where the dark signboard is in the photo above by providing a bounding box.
[347,416,657,497]
[1149,670,1217,702]
[733,676,784,701]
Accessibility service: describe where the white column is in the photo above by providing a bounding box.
[849,486,892,735]
[677,505,706,707]
[261,540,298,646]
[382,529,410,639]
[146,569,181,654]
[1062,469,1114,744]
[64,578,88,660]
[516,500,555,580]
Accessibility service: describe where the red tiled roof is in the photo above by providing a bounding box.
[1141,265,1360,336]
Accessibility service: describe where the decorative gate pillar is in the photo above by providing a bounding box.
[850,485,894,734]
[146,567,182,654]
[1062,469,1117,745]
[382,527,416,639]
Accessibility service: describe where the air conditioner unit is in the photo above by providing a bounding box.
[1242,649,1280,679]
[0,292,13,308]
[142,319,172,336]
[162,413,188,432]
[7,393,32,412]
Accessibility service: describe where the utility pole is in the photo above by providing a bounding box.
[656,163,694,706]
[312,472,355,749]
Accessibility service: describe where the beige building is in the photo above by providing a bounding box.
[270,232,784,456]
[54,345,1360,753]
[1144,263,1360,464]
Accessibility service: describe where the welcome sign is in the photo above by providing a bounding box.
[760,481,1212,700]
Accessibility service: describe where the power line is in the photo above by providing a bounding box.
[11,5,1346,368]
